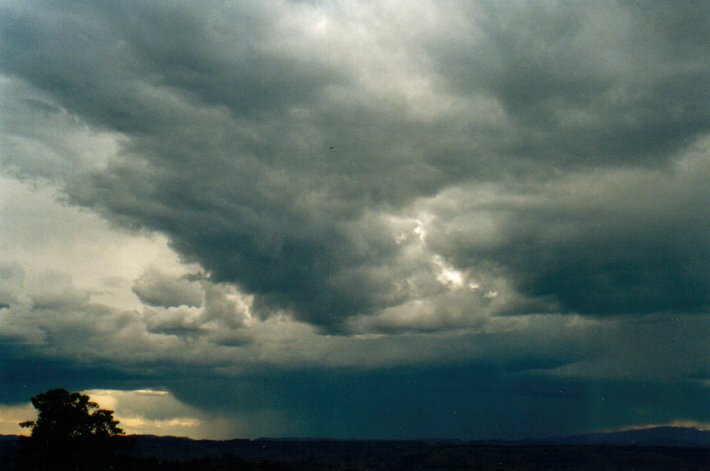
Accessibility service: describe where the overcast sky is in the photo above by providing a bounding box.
[0,0,708,440]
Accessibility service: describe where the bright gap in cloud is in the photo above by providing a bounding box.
[0,389,232,439]
[83,389,233,439]
[0,176,201,311]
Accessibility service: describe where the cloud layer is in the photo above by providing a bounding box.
[1,0,708,438]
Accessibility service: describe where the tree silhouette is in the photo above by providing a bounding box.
[17,388,129,470]
[20,388,123,440]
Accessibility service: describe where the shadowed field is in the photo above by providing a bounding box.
[2,434,709,470]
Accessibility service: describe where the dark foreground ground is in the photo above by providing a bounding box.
[1,435,709,470]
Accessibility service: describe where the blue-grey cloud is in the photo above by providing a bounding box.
[2,0,708,327]
[1,0,709,439]
[132,268,203,308]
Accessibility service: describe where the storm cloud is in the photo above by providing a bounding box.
[1,0,708,438]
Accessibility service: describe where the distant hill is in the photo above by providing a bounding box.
[545,426,710,447]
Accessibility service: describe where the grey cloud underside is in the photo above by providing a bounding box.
[432,1,710,165]
[1,244,709,437]
[2,0,709,327]
[425,159,710,315]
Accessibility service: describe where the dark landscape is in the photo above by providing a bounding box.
[1,427,708,470]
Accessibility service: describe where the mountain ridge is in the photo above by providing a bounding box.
[539,426,710,447]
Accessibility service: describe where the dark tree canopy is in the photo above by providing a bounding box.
[20,388,123,440]
[15,389,130,470]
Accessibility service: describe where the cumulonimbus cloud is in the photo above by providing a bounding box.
[2,1,709,332]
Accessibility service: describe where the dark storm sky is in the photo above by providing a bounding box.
[0,0,708,439]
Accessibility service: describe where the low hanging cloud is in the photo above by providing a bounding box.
[132,268,203,308]
[420,146,710,316]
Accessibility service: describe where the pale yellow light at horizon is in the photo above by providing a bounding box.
[0,389,232,440]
